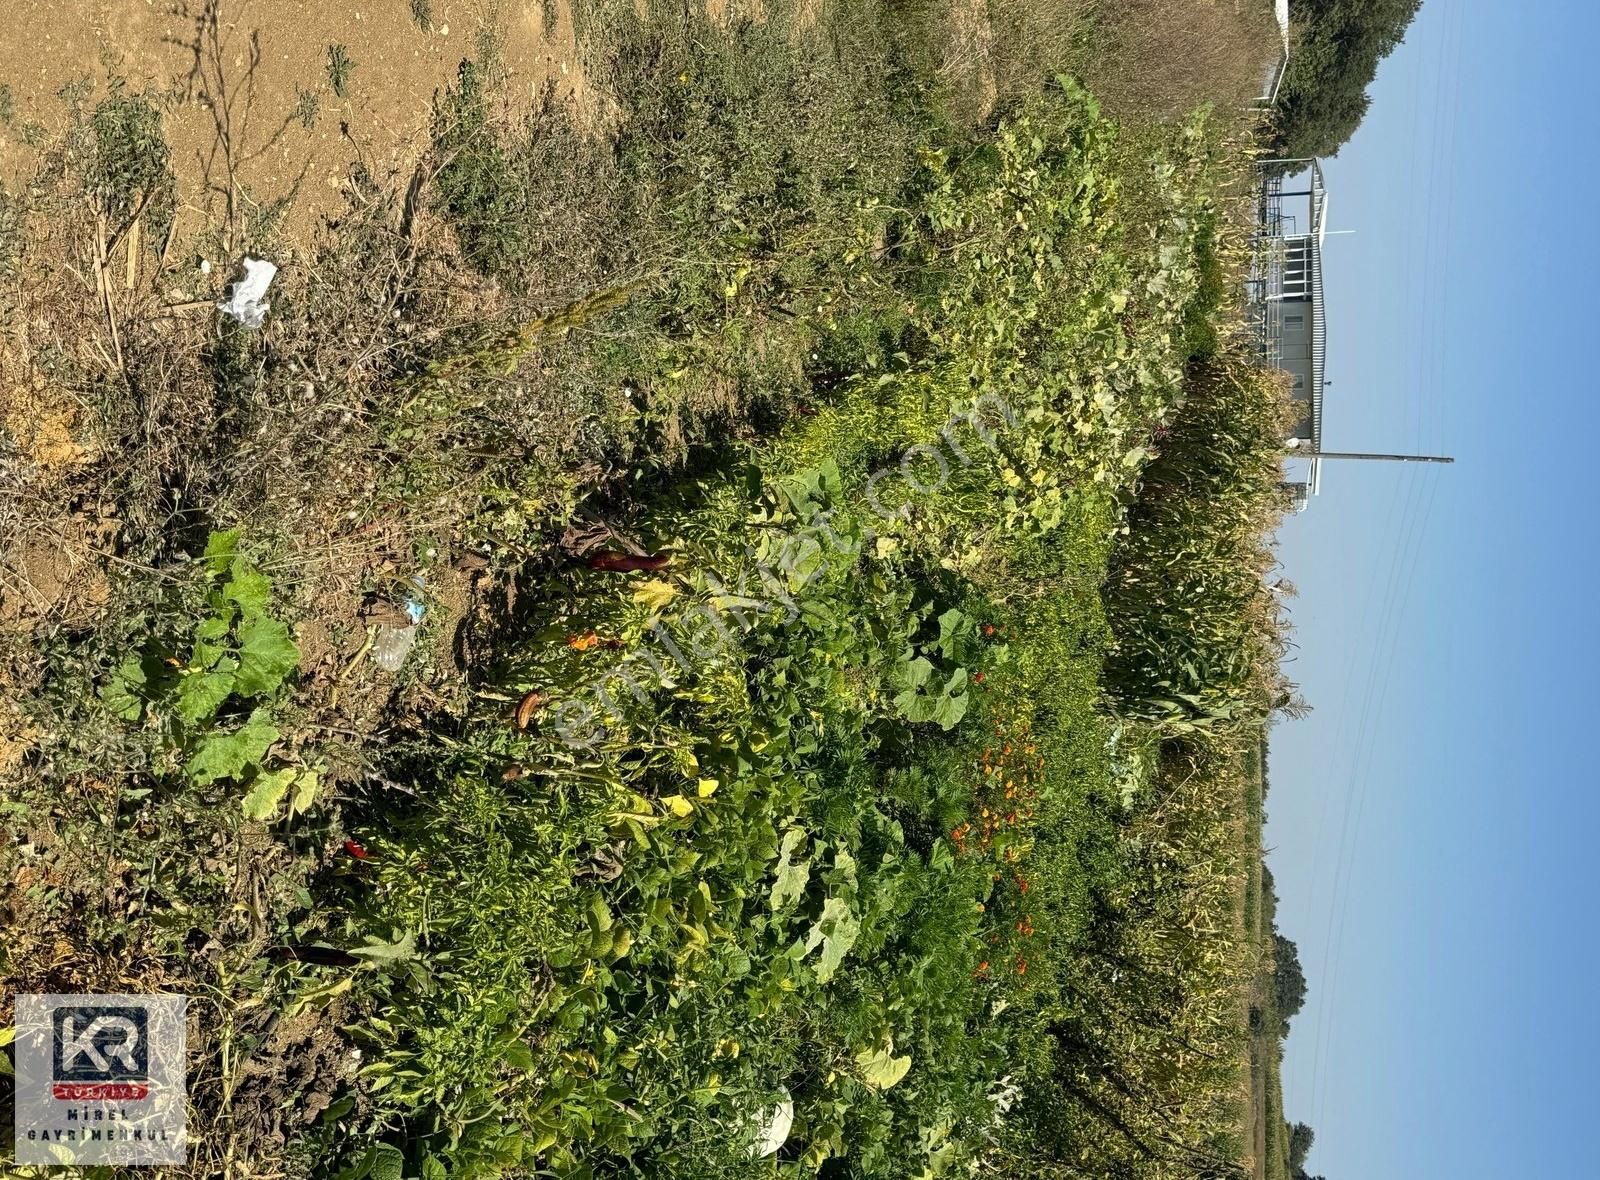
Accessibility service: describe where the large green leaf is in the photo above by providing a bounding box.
[935,607,971,660]
[892,660,970,730]
[202,529,240,575]
[224,565,274,618]
[186,709,278,785]
[175,658,238,725]
[233,614,298,697]
[854,1042,912,1090]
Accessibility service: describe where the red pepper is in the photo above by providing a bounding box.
[343,839,370,861]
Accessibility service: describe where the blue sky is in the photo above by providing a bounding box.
[1268,1,1600,1176]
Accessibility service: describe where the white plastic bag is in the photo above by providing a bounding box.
[748,1091,793,1158]
[217,257,279,328]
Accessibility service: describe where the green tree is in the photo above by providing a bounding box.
[1289,1121,1315,1170]
[1273,0,1423,159]
[1274,932,1309,1021]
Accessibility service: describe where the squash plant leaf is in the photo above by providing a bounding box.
[175,658,239,725]
[854,1042,912,1090]
[186,709,279,785]
[224,565,274,617]
[892,657,970,729]
[289,769,321,817]
[241,767,298,822]
[202,529,241,575]
[935,607,974,660]
[770,828,811,912]
[234,615,298,697]
[803,895,860,982]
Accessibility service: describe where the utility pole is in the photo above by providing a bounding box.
[1294,451,1454,464]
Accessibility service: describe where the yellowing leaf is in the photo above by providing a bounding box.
[854,1043,912,1090]
[661,794,694,818]
[696,778,719,798]
[609,793,660,828]
[804,895,860,982]
[241,768,296,821]
[632,579,680,612]
[289,769,321,817]
[770,829,810,912]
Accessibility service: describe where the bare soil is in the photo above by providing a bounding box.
[0,0,592,252]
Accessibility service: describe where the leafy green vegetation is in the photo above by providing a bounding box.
[1272,0,1423,159]
[0,0,1306,1176]
[56,530,305,810]
[303,76,1239,1176]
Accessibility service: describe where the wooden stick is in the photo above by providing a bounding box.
[125,217,141,290]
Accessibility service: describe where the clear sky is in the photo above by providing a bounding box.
[1267,2,1600,1176]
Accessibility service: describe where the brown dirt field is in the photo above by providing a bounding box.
[0,0,592,253]
[0,517,116,626]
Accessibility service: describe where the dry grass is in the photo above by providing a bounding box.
[893,0,1277,134]
[1075,0,1281,126]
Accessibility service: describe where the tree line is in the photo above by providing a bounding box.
[1272,0,1424,159]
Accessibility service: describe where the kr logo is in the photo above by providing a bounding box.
[52,1006,148,1083]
